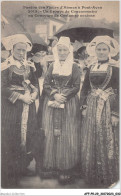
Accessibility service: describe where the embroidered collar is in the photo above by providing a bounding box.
[91,62,108,72]
[1,55,36,72]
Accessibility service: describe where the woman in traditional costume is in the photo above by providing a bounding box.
[1,34,38,187]
[80,36,119,187]
[41,37,81,183]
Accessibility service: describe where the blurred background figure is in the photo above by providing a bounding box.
[1,50,10,63]
[46,36,58,68]
[28,45,45,80]
[27,44,48,174]
[75,46,89,69]
[28,44,47,96]
[77,46,88,60]
[74,45,93,98]
[47,36,58,50]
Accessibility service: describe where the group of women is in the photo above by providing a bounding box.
[1,34,119,188]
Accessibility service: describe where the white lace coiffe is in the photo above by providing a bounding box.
[52,36,74,76]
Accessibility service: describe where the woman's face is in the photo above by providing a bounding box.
[57,45,70,61]
[13,42,27,61]
[32,52,43,63]
[78,49,88,60]
[95,43,110,61]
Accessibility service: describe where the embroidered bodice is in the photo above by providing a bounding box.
[43,63,80,100]
[80,60,119,115]
[1,63,38,103]
[8,65,31,87]
[51,74,72,90]
[89,63,112,90]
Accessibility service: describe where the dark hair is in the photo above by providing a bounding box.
[27,44,47,58]
[77,46,86,55]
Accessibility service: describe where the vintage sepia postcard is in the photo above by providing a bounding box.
[1,0,120,195]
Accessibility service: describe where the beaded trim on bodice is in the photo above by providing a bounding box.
[89,64,112,90]
[9,65,30,81]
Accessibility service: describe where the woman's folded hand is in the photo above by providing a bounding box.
[18,94,33,104]
[54,93,67,103]
[51,101,61,108]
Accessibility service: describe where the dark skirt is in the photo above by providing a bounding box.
[42,95,81,171]
[1,97,38,187]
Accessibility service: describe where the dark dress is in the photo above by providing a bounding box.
[29,59,45,170]
[29,59,43,127]
[1,61,38,187]
[80,60,119,187]
[42,63,81,172]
